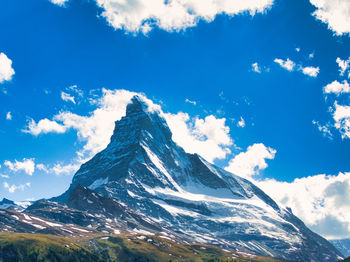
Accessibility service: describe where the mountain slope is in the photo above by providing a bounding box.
[56,95,343,262]
[331,238,350,257]
[0,232,282,262]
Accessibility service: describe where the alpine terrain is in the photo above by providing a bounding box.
[42,95,341,262]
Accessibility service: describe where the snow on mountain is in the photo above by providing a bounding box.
[0,198,31,211]
[56,95,343,262]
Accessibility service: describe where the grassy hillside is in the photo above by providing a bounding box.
[0,233,98,262]
[0,232,282,262]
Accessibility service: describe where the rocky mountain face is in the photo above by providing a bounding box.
[51,96,343,262]
[0,198,31,211]
[331,239,350,257]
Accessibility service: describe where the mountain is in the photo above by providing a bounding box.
[53,95,343,262]
[331,238,350,257]
[0,198,31,211]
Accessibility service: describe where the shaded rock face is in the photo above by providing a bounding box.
[55,96,343,262]
[26,185,162,235]
[0,198,23,211]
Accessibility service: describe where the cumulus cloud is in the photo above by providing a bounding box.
[50,0,69,6]
[300,66,320,77]
[0,53,15,84]
[332,102,350,139]
[274,58,295,71]
[324,80,350,95]
[166,113,233,162]
[4,158,35,176]
[3,182,31,193]
[251,62,261,73]
[6,112,12,120]
[61,91,76,104]
[256,172,350,239]
[24,89,233,163]
[274,58,320,77]
[23,118,67,136]
[94,0,274,33]
[336,57,350,77]
[309,0,350,35]
[225,143,276,180]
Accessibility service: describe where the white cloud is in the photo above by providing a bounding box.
[333,102,350,139]
[251,62,261,73]
[37,163,79,176]
[312,120,333,139]
[0,174,9,179]
[225,143,276,180]
[0,53,15,84]
[256,172,350,239]
[237,116,245,128]
[95,0,274,33]
[4,158,35,176]
[300,66,320,77]
[324,80,350,95]
[51,163,79,175]
[185,98,197,105]
[67,84,83,97]
[61,91,76,104]
[309,0,350,35]
[166,113,233,162]
[336,57,350,77]
[273,58,320,77]
[6,111,12,120]
[3,182,31,193]
[50,0,69,6]
[23,118,68,136]
[274,58,295,71]
[24,89,233,163]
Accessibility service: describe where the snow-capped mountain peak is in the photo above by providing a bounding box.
[55,96,343,262]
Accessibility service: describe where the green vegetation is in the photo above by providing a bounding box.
[0,232,281,262]
[0,233,98,262]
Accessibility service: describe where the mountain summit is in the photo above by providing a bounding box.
[56,96,342,261]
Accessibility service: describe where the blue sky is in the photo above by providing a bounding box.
[1,0,350,239]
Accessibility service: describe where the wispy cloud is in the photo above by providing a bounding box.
[4,158,35,176]
[185,98,197,106]
[61,91,76,104]
[3,182,31,193]
[312,120,333,139]
[251,62,262,73]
